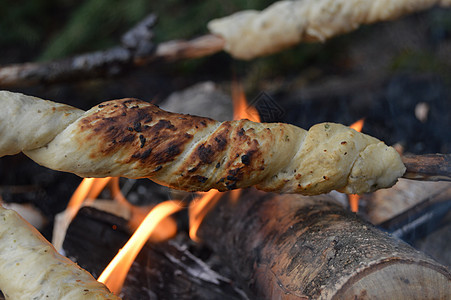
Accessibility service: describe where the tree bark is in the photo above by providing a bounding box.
[197,189,451,299]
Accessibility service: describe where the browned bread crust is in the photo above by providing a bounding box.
[1,91,405,195]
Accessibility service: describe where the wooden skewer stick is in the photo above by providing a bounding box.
[0,34,225,88]
[401,154,451,182]
[0,11,225,88]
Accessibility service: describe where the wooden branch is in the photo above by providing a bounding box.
[402,154,451,181]
[153,34,225,62]
[197,189,451,299]
[0,35,224,88]
[0,11,224,88]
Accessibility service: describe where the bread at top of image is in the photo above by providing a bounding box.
[208,0,451,59]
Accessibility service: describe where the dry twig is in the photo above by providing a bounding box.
[0,14,224,88]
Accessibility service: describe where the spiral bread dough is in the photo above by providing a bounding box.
[0,91,405,195]
[208,0,451,59]
[0,205,119,299]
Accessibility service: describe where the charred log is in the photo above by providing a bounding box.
[63,206,246,299]
[197,189,451,299]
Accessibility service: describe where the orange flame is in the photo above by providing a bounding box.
[228,189,242,204]
[108,177,178,242]
[66,177,112,212]
[85,177,112,203]
[109,177,129,206]
[65,178,180,292]
[348,194,360,213]
[53,177,113,250]
[98,200,183,294]
[232,81,260,122]
[348,118,365,213]
[67,178,95,211]
[188,190,222,242]
[349,118,364,132]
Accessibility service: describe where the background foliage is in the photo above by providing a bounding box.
[1,1,451,92]
[0,0,277,61]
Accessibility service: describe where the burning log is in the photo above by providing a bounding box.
[197,189,451,299]
[0,205,119,299]
[0,91,405,196]
[63,206,247,299]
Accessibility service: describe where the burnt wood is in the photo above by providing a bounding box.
[198,189,451,299]
[63,206,245,300]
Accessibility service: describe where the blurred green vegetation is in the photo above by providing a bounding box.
[391,51,443,73]
[0,0,58,46]
[0,0,273,61]
[1,0,450,82]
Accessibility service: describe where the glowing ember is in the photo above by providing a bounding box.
[97,200,183,294]
[348,118,365,213]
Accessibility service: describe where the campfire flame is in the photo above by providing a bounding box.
[232,81,261,122]
[228,189,242,204]
[107,177,178,241]
[189,190,222,242]
[67,177,111,212]
[348,118,365,213]
[58,175,180,295]
[97,200,183,294]
[348,194,360,213]
[53,177,112,251]
[188,82,259,242]
[349,118,364,132]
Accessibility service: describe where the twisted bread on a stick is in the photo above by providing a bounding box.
[208,0,451,59]
[0,91,405,195]
[0,205,119,299]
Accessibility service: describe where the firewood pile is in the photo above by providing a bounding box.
[1,1,450,299]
